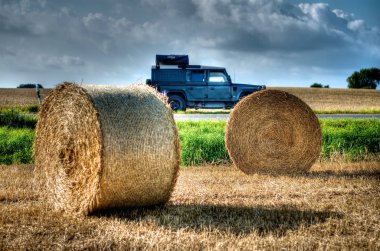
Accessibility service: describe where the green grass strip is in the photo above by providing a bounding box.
[320,119,380,160]
[0,111,37,128]
[177,119,380,165]
[177,121,228,165]
[0,104,39,114]
[1,119,379,165]
[0,127,35,165]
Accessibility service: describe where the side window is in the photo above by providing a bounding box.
[187,70,205,82]
[208,71,228,85]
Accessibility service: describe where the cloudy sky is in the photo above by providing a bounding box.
[0,0,379,88]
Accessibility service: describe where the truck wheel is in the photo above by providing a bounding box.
[168,95,186,111]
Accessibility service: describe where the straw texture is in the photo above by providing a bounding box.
[34,82,180,215]
[225,90,322,175]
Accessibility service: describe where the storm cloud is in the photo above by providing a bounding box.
[0,0,379,87]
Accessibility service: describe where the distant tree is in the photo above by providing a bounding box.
[17,83,44,89]
[347,68,380,89]
[310,83,323,88]
[323,85,329,88]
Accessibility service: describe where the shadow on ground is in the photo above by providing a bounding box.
[92,204,343,236]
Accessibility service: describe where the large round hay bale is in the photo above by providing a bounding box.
[34,82,180,215]
[225,90,322,175]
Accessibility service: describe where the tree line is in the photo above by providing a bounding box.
[310,67,379,89]
[347,68,380,89]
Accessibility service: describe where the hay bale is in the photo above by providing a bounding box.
[34,82,180,215]
[225,90,322,175]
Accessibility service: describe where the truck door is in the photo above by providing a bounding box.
[207,70,232,101]
[185,70,207,101]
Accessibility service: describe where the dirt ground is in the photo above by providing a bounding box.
[1,162,379,250]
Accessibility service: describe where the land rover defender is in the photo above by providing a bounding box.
[146,55,265,111]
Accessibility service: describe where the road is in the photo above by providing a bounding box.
[174,113,380,121]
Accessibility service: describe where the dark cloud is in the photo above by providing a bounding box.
[0,0,379,87]
[0,13,31,35]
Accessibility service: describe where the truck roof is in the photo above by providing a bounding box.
[152,65,225,70]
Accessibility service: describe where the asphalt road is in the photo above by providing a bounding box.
[174,113,380,121]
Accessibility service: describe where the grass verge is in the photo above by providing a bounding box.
[0,111,37,128]
[0,105,38,128]
[0,119,379,165]
[321,119,380,160]
[0,104,39,114]
[177,121,229,165]
[177,119,380,165]
[0,127,34,164]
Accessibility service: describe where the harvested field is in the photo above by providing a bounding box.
[1,87,380,112]
[270,87,380,111]
[0,88,51,107]
[1,163,379,250]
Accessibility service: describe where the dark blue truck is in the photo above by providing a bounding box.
[147,55,265,111]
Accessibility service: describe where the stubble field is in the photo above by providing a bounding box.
[1,87,380,112]
[1,86,379,250]
[0,88,51,107]
[0,163,379,250]
[270,87,380,112]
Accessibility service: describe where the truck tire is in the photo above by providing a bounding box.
[168,95,186,111]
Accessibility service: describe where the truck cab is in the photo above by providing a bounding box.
[147,55,266,111]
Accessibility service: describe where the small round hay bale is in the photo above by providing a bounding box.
[225,90,322,175]
[34,82,180,215]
